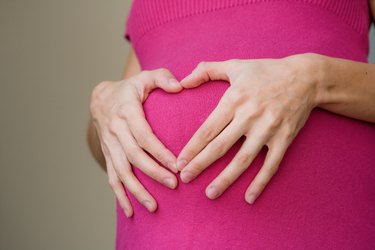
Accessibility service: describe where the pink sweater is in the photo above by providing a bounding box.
[117,1,375,249]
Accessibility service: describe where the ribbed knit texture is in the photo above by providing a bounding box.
[124,0,371,44]
[117,1,375,250]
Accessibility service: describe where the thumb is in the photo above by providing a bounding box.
[180,61,231,88]
[152,68,183,93]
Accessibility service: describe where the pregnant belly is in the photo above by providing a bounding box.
[116,80,375,250]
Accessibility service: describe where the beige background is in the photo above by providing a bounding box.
[0,1,374,249]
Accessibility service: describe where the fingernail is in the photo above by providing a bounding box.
[177,159,187,171]
[247,194,257,204]
[206,186,220,199]
[142,200,154,212]
[168,78,180,86]
[181,170,194,183]
[167,162,178,173]
[163,177,176,189]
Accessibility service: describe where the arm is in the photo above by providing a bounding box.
[310,53,375,123]
[176,48,375,204]
[292,0,375,123]
[86,47,141,172]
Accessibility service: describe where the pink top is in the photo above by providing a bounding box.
[116,1,375,249]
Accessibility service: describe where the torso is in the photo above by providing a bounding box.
[117,1,375,249]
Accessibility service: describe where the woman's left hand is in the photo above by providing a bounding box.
[176,53,322,204]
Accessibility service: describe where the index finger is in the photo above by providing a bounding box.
[180,61,234,89]
[176,89,236,171]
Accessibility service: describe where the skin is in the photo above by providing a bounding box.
[88,48,183,217]
[177,53,375,205]
[87,0,375,217]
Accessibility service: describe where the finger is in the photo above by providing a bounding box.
[105,135,158,212]
[180,61,235,88]
[101,140,133,218]
[205,127,270,199]
[139,68,183,94]
[106,156,134,218]
[153,68,183,93]
[121,168,159,213]
[109,120,178,189]
[245,140,290,205]
[177,90,236,171]
[180,118,246,183]
[121,103,179,173]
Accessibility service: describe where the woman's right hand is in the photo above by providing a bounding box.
[90,68,183,218]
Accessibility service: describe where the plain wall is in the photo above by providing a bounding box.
[0,1,374,249]
[0,1,131,249]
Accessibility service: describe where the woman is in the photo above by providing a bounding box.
[88,0,375,249]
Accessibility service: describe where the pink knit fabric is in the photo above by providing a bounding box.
[116,1,375,249]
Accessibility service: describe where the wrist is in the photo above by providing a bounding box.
[287,52,330,109]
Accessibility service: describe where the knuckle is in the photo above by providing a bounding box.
[152,150,164,162]
[92,81,111,99]
[147,168,162,181]
[138,71,150,81]
[236,152,253,166]
[101,133,111,148]
[140,70,150,76]
[267,164,279,175]
[136,133,149,148]
[157,67,170,76]
[99,80,112,87]
[209,139,226,157]
[125,150,136,163]
[94,81,110,93]
[118,105,136,121]
[197,61,207,68]
[116,104,129,119]
[199,127,215,141]
[126,105,138,119]
[282,123,295,141]
[108,178,119,189]
[226,88,247,106]
[129,186,146,199]
[125,148,140,164]
[196,61,209,71]
[189,161,203,173]
[266,109,283,129]
[134,81,146,99]
[108,118,121,134]
[219,104,233,119]
[183,147,199,159]
[128,186,141,198]
[241,107,262,123]
[117,168,130,182]
[218,175,232,188]
[90,81,110,106]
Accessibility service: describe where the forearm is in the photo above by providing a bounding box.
[87,47,141,171]
[310,53,375,123]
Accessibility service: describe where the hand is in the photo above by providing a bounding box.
[176,53,320,204]
[90,68,183,217]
